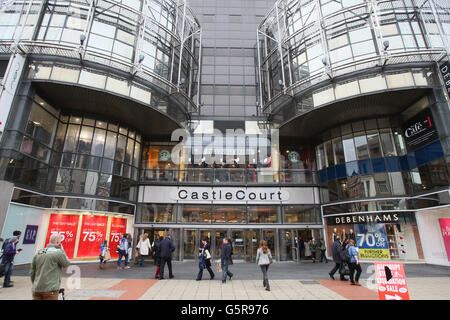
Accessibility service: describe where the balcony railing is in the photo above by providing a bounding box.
[140,168,318,185]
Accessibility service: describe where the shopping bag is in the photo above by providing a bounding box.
[103,250,111,261]
[216,260,222,272]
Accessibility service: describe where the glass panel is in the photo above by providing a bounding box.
[231,230,245,260]
[104,131,117,159]
[115,135,126,162]
[77,126,93,154]
[342,135,357,162]
[379,130,397,157]
[184,230,196,260]
[91,128,106,156]
[333,138,345,164]
[279,230,293,261]
[63,125,80,152]
[25,103,58,147]
[367,131,382,158]
[248,206,278,223]
[181,205,211,223]
[354,133,369,160]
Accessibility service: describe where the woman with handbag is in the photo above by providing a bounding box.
[136,233,151,267]
[196,239,215,281]
[256,240,273,291]
[99,240,110,269]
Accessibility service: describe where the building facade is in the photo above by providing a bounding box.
[0,0,449,266]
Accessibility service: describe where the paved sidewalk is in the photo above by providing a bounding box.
[1,261,449,300]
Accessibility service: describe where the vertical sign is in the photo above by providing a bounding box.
[355,223,390,260]
[77,215,108,258]
[109,217,127,259]
[23,225,39,244]
[439,218,450,262]
[45,214,79,259]
[375,262,410,300]
[440,60,450,100]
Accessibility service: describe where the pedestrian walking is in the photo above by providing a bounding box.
[152,235,161,266]
[1,236,22,288]
[256,240,273,291]
[136,233,151,267]
[309,238,318,263]
[30,233,70,300]
[347,240,362,286]
[134,234,143,265]
[220,238,233,284]
[328,236,348,281]
[298,237,304,260]
[319,237,328,263]
[117,233,130,270]
[196,239,215,281]
[159,234,175,280]
[304,239,311,259]
[153,236,163,279]
[99,240,110,269]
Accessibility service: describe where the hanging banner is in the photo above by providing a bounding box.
[76,215,108,258]
[355,223,390,260]
[439,218,450,262]
[439,60,450,100]
[375,262,410,300]
[109,217,127,259]
[45,214,79,259]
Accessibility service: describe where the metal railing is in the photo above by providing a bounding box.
[140,168,318,185]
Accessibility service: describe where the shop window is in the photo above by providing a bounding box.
[182,205,211,223]
[25,102,58,147]
[283,205,318,223]
[248,206,278,223]
[333,138,345,164]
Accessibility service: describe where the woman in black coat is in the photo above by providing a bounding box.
[154,236,163,279]
[196,239,215,280]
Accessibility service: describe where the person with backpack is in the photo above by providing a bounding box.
[256,240,273,291]
[347,239,362,286]
[1,236,22,288]
[117,233,130,270]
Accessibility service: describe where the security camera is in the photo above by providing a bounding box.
[80,33,86,45]
[383,40,390,50]
[322,57,328,66]
[138,54,145,63]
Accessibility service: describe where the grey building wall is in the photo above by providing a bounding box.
[189,0,276,121]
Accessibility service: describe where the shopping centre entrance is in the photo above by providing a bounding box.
[136,227,321,262]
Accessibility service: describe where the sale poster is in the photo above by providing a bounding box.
[77,215,108,258]
[355,223,390,260]
[109,217,127,259]
[439,218,450,262]
[375,262,410,300]
[45,214,80,259]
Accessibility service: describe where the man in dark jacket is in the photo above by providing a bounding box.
[328,236,347,281]
[159,234,175,280]
[220,238,233,284]
[1,236,21,288]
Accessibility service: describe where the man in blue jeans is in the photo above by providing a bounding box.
[117,234,130,270]
[1,236,22,288]
[220,238,233,284]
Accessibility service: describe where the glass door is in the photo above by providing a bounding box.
[279,229,293,261]
[251,230,260,262]
[200,230,213,257]
[262,230,276,261]
[231,230,245,260]
[184,230,197,260]
[213,230,227,261]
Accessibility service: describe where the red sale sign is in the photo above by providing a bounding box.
[375,262,410,300]
[77,215,108,258]
[45,214,80,259]
[109,217,127,259]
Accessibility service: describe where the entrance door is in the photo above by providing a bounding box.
[262,230,275,259]
[231,230,245,260]
[295,229,312,261]
[213,230,227,260]
[279,229,293,261]
[184,230,196,260]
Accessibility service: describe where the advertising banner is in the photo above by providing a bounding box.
[109,217,127,259]
[355,223,390,260]
[23,225,38,244]
[439,218,450,262]
[375,262,410,300]
[402,108,438,152]
[45,214,80,259]
[77,215,108,258]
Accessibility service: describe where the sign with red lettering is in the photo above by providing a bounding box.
[375,262,410,300]
[109,217,127,259]
[45,214,80,259]
[77,215,108,258]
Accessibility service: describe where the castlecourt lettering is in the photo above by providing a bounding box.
[177,189,284,201]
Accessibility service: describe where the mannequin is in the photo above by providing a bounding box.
[348,229,356,241]
[341,228,347,242]
[332,228,338,242]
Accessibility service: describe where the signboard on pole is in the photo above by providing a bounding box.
[375,262,410,300]
[45,214,80,259]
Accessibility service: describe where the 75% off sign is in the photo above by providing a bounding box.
[374,262,410,300]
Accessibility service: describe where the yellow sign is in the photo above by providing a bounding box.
[359,248,391,260]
